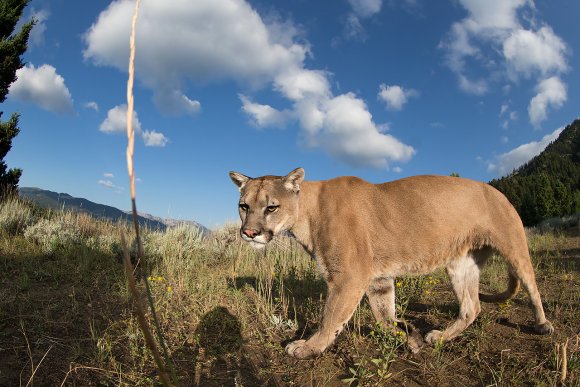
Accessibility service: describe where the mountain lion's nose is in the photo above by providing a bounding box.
[242,228,260,238]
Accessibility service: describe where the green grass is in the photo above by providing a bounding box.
[0,199,578,385]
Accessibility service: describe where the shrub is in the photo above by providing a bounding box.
[143,224,204,261]
[86,234,123,256]
[24,218,82,254]
[0,197,37,235]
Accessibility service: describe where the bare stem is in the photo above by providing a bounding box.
[123,0,178,385]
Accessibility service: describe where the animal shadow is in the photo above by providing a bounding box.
[181,306,269,386]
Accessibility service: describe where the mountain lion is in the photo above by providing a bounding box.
[229,168,554,359]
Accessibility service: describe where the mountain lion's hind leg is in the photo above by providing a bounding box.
[367,276,424,352]
[508,252,554,334]
[425,254,481,344]
[367,276,397,323]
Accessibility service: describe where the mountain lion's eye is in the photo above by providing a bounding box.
[266,205,279,213]
[239,203,249,211]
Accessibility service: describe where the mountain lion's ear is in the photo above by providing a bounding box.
[283,167,304,193]
[229,171,251,191]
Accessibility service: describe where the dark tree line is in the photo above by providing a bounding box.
[490,119,580,226]
[0,0,33,197]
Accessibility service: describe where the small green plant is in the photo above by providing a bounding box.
[395,274,440,315]
[270,314,297,332]
[497,299,512,320]
[343,322,406,385]
[343,360,376,386]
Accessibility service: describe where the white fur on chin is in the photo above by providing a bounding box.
[248,240,267,249]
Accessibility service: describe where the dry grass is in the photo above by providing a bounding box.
[0,204,578,385]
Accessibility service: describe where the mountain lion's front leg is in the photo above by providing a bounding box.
[285,273,368,359]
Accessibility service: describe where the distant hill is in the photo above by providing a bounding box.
[19,187,209,233]
[490,118,580,226]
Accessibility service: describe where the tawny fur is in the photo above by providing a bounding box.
[229,168,554,359]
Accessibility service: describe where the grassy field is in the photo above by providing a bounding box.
[0,197,578,386]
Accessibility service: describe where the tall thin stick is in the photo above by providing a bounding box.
[561,338,569,383]
[126,0,138,204]
[121,234,171,386]
[123,0,177,385]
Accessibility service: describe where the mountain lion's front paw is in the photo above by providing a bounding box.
[535,321,554,335]
[285,339,321,359]
[407,330,425,353]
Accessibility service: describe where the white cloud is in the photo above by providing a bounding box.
[100,104,169,147]
[103,173,114,178]
[342,0,382,41]
[487,126,562,176]
[458,75,488,95]
[500,103,509,116]
[378,84,418,110]
[440,1,569,124]
[458,0,528,30]
[348,0,382,18]
[142,130,170,147]
[98,179,124,193]
[152,90,200,116]
[440,0,527,74]
[8,64,73,114]
[274,69,331,101]
[99,104,141,133]
[84,101,99,112]
[239,95,291,128]
[528,76,567,127]
[441,20,479,73]
[392,166,402,173]
[319,93,415,168]
[241,88,415,167]
[85,0,414,168]
[98,179,114,188]
[344,13,366,41]
[29,9,50,46]
[503,26,568,80]
[294,99,325,138]
[500,102,518,128]
[84,0,307,113]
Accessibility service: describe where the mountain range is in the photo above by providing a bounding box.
[17,118,580,231]
[19,187,209,233]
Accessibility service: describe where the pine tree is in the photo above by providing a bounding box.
[554,179,574,216]
[0,0,33,197]
[536,174,556,220]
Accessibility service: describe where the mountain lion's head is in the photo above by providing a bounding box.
[229,168,304,249]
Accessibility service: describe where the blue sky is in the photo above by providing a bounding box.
[4,0,579,228]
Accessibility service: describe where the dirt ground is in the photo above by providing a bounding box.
[1,229,578,386]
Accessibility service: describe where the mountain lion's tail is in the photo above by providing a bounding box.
[479,272,520,303]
